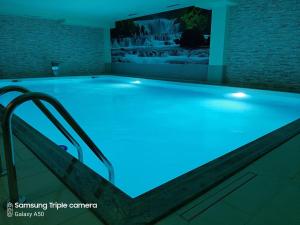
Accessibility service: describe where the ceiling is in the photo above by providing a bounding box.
[0,0,233,28]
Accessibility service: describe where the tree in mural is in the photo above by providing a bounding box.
[111,20,140,38]
[180,7,211,33]
[179,7,211,48]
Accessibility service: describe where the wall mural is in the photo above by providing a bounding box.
[110,7,212,65]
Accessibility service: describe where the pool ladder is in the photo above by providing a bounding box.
[0,86,115,203]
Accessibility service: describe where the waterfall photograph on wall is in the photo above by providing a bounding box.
[111,7,212,65]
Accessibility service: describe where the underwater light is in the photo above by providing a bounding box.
[131,80,141,84]
[230,92,248,98]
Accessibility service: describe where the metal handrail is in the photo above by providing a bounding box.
[0,86,83,176]
[2,92,114,203]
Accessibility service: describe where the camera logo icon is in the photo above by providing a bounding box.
[7,202,14,217]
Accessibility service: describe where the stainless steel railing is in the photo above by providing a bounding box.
[1,90,114,203]
[0,86,83,175]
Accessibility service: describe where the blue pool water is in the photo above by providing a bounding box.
[1,76,300,197]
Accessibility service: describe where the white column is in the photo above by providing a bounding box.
[207,6,229,83]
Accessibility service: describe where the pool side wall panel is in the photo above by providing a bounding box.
[110,63,208,83]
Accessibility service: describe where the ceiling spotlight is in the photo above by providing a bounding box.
[166,4,181,8]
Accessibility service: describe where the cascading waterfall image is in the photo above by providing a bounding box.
[111,7,212,64]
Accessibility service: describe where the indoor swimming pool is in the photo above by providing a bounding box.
[1,75,300,198]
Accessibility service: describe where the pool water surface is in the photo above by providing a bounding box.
[1,75,300,197]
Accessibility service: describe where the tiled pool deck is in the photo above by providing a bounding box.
[0,131,300,225]
[158,133,300,225]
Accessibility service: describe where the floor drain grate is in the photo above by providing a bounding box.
[180,172,257,222]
